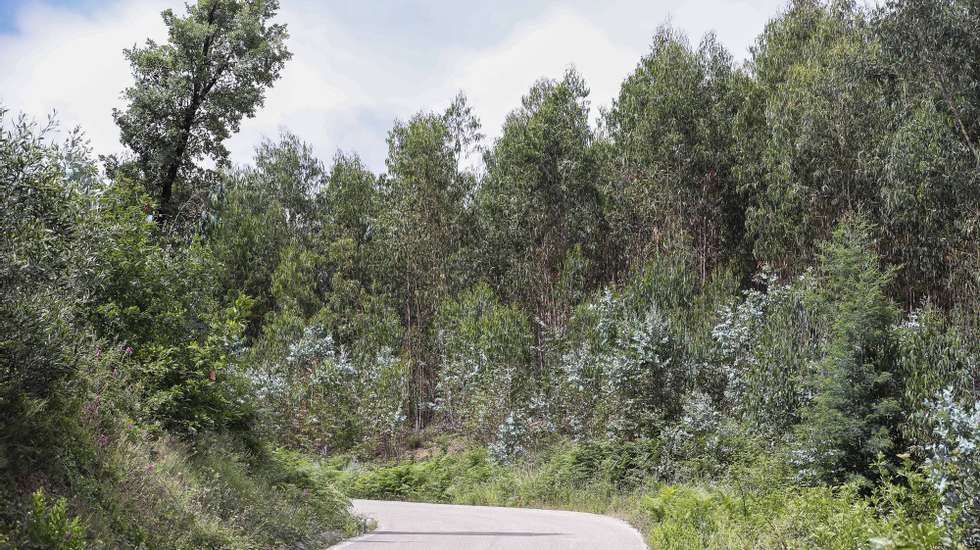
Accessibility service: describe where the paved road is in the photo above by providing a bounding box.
[330,499,647,549]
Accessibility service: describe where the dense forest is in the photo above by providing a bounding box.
[2,0,978,548]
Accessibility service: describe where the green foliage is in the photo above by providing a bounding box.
[139,293,255,433]
[376,95,482,426]
[0,109,89,403]
[792,218,902,483]
[874,99,975,305]
[317,237,402,353]
[0,108,101,480]
[88,432,360,549]
[432,283,532,439]
[553,250,735,441]
[730,0,980,307]
[605,26,747,279]
[0,344,358,550]
[0,98,358,548]
[335,441,945,549]
[88,182,224,335]
[341,449,496,502]
[477,69,603,344]
[87,178,259,433]
[251,319,408,453]
[921,391,980,546]
[114,0,291,221]
[524,440,674,491]
[16,489,87,550]
[738,0,885,272]
[641,476,939,550]
[895,309,978,447]
[209,134,327,331]
[559,292,687,439]
[5,0,980,547]
[713,270,818,434]
[877,0,980,167]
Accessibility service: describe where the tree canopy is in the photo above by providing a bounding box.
[3,0,980,547]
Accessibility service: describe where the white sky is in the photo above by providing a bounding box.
[0,0,790,172]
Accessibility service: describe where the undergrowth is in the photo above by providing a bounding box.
[0,360,361,550]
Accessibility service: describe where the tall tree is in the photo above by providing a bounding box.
[738,1,883,271]
[114,0,290,223]
[477,69,603,370]
[209,134,324,332]
[875,0,980,306]
[377,94,481,428]
[605,27,746,282]
[877,0,980,165]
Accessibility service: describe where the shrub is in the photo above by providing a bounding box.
[895,308,978,447]
[922,390,980,546]
[18,489,87,550]
[251,319,408,452]
[336,439,948,549]
[1,109,93,459]
[712,269,818,434]
[432,284,532,440]
[792,218,903,484]
[340,448,497,502]
[557,289,687,440]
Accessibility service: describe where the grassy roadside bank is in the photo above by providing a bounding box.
[0,361,363,550]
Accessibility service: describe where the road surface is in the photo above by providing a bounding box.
[329,499,647,549]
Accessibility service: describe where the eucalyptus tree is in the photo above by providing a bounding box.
[477,69,604,371]
[316,153,401,355]
[874,0,980,307]
[877,0,980,165]
[605,27,746,283]
[319,153,382,248]
[432,283,532,440]
[733,0,978,308]
[114,0,290,224]
[377,94,482,428]
[735,0,885,273]
[209,134,325,333]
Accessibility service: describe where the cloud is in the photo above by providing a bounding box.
[232,4,644,172]
[0,0,786,173]
[226,1,369,168]
[0,0,169,156]
[443,9,640,139]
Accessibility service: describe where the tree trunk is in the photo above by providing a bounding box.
[157,3,220,222]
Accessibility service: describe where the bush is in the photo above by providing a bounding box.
[341,449,497,502]
[251,318,408,453]
[922,390,980,546]
[895,308,978,447]
[16,489,87,550]
[1,109,93,461]
[557,289,688,440]
[432,284,532,440]
[712,269,818,434]
[66,425,359,549]
[88,180,258,434]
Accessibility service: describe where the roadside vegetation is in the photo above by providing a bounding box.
[327,440,945,549]
[2,0,978,548]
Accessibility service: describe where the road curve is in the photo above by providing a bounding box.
[330,499,647,549]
